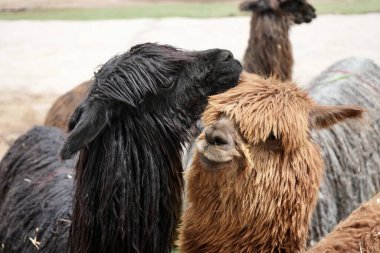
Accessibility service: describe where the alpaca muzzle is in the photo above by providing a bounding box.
[205,126,232,147]
[196,118,237,166]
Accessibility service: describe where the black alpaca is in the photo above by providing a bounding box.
[0,43,242,253]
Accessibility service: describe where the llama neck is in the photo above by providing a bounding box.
[70,113,186,253]
[180,147,324,253]
[243,13,293,81]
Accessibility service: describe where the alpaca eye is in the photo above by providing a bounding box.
[264,131,282,151]
[267,132,277,141]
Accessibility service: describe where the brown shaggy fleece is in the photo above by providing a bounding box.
[177,72,364,253]
[44,80,92,132]
[242,10,293,81]
[308,193,380,253]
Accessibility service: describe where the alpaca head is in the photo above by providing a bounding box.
[182,73,364,252]
[61,43,242,159]
[239,0,316,24]
[198,73,364,173]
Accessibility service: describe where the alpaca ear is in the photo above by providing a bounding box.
[68,101,86,132]
[309,104,365,130]
[61,100,108,159]
[239,0,273,12]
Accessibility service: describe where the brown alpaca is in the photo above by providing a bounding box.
[44,80,92,131]
[240,0,316,80]
[178,72,364,253]
[309,192,380,253]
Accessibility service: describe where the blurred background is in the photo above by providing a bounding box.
[0,0,379,158]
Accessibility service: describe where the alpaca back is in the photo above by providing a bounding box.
[0,126,75,252]
[45,80,92,132]
[308,57,380,244]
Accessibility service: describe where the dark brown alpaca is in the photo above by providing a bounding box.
[178,72,364,253]
[45,80,92,132]
[240,0,316,80]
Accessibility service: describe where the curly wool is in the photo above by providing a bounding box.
[308,58,380,244]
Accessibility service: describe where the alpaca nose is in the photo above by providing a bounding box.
[205,126,232,147]
[217,50,234,62]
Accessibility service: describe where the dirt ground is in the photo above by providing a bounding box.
[0,91,56,158]
[0,14,379,159]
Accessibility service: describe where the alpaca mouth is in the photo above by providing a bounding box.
[213,59,243,91]
[223,59,243,78]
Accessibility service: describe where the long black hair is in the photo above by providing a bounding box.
[61,43,242,253]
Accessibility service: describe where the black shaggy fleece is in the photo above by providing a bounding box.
[0,126,74,253]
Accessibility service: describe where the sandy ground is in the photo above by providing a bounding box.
[0,0,236,10]
[0,14,379,159]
